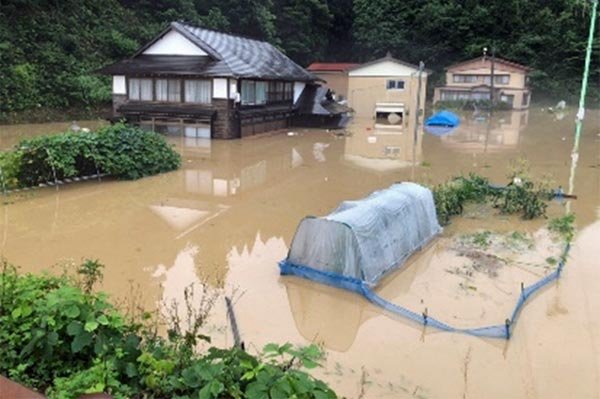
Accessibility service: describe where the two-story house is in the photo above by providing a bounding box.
[347,53,428,129]
[433,56,532,109]
[98,22,327,139]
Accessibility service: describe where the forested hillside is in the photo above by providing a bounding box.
[0,0,597,117]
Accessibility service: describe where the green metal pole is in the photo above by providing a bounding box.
[568,0,597,197]
[572,0,597,155]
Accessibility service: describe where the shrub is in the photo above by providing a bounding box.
[95,123,181,180]
[0,261,141,392]
[0,263,337,398]
[0,123,181,188]
[432,169,553,226]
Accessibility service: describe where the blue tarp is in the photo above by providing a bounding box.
[425,110,460,127]
[424,125,457,137]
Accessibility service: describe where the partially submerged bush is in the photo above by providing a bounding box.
[432,167,554,225]
[0,123,181,189]
[432,173,493,225]
[0,263,337,398]
[95,123,181,180]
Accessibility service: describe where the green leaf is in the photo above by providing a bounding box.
[21,305,33,317]
[47,331,59,346]
[96,314,109,325]
[11,307,21,319]
[64,304,80,318]
[67,321,83,336]
[84,320,99,332]
[71,331,93,353]
[125,362,138,378]
[181,367,202,388]
[245,381,268,399]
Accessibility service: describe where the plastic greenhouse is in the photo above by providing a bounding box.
[279,183,442,289]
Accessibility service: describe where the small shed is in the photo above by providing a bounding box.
[280,183,441,288]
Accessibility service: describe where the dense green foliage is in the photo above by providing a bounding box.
[0,0,597,118]
[353,0,599,101]
[432,172,553,225]
[0,262,337,398]
[0,123,181,189]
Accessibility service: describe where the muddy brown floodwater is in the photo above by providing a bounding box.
[0,108,599,398]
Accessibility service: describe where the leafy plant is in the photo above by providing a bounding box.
[77,259,105,294]
[0,263,337,398]
[432,167,554,225]
[548,213,576,243]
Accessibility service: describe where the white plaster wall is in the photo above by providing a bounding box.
[143,30,207,56]
[349,60,427,78]
[229,80,239,101]
[112,75,126,94]
[293,82,306,104]
[213,78,228,99]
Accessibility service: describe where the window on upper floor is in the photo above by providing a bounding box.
[156,79,182,102]
[128,78,153,101]
[453,74,478,83]
[495,75,510,85]
[184,80,211,104]
[241,80,292,105]
[386,80,405,90]
[241,80,267,105]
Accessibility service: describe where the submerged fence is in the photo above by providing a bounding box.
[280,243,571,340]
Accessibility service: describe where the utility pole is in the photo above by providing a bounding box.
[411,61,424,180]
[490,45,496,108]
[483,46,496,108]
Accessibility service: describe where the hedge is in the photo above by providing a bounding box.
[0,123,181,189]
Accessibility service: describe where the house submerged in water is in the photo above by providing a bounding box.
[433,56,532,109]
[98,22,350,139]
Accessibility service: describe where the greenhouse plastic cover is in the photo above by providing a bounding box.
[282,182,442,287]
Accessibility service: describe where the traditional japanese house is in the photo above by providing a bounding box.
[98,22,325,139]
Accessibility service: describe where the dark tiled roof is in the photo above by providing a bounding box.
[99,22,318,82]
[176,22,317,81]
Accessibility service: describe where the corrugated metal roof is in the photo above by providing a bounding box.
[306,63,360,72]
[99,22,319,82]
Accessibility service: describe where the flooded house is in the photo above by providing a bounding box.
[433,56,532,109]
[346,53,428,129]
[98,22,347,139]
